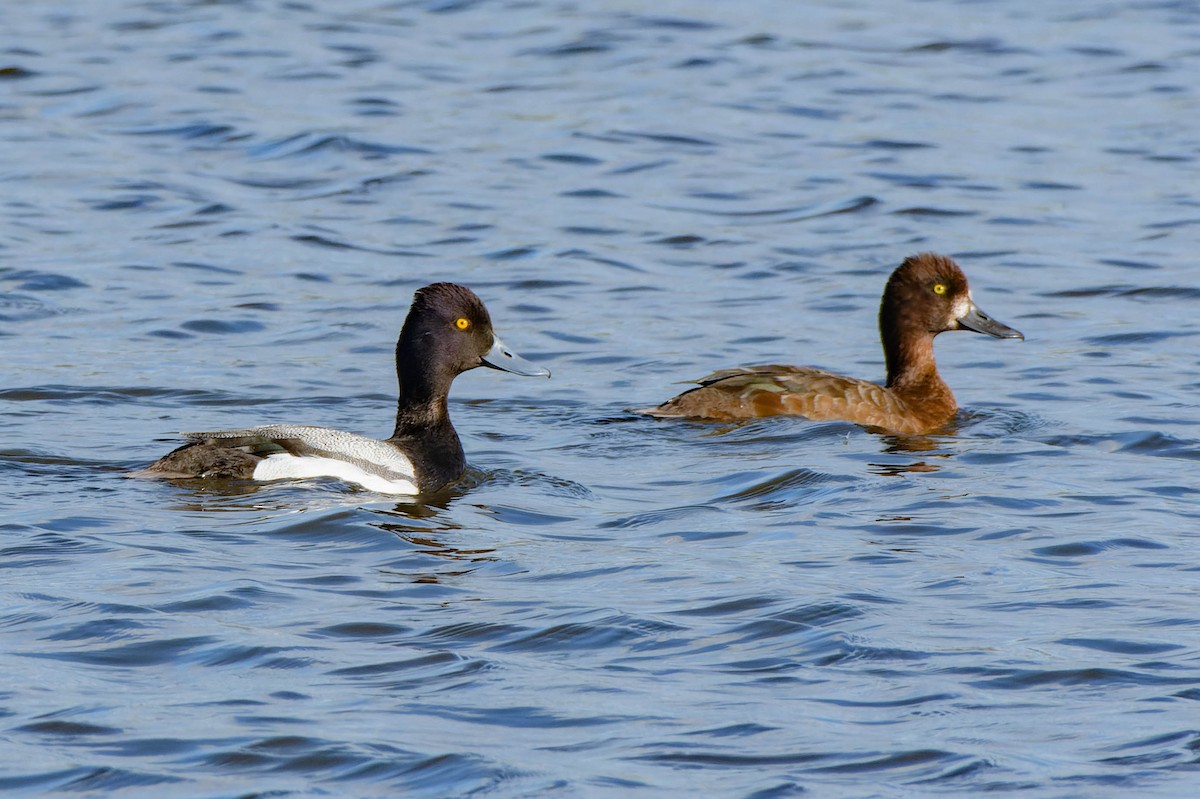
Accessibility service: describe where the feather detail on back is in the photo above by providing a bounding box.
[182,425,417,482]
[640,365,950,435]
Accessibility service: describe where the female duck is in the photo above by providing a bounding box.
[141,283,549,494]
[639,253,1022,435]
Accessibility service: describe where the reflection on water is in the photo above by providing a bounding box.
[869,459,942,476]
[375,510,500,585]
[3,0,1200,797]
[869,427,957,474]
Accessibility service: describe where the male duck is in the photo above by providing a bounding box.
[142,282,549,494]
[639,253,1023,435]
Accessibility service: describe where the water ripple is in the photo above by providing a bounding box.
[5,1,1200,797]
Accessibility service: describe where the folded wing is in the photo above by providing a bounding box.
[642,365,920,431]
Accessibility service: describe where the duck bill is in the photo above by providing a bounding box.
[481,334,551,377]
[957,300,1024,340]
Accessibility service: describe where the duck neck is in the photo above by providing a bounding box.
[881,324,954,406]
[391,362,455,439]
[390,362,466,492]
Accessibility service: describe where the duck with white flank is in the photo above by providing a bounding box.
[141,283,549,494]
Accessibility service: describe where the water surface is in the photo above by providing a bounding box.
[3,1,1199,797]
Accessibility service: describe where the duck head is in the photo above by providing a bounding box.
[880,253,1023,341]
[398,282,550,382]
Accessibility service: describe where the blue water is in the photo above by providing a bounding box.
[3,1,1200,797]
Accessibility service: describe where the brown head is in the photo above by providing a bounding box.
[878,253,1023,389]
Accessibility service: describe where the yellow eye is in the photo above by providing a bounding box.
[933,283,947,295]
[455,317,471,330]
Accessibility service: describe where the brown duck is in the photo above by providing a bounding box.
[639,253,1024,435]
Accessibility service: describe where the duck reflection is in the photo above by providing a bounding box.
[371,499,497,584]
[868,424,958,476]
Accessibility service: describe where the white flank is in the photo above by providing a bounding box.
[252,454,418,495]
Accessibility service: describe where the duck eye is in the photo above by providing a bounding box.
[933,283,947,295]
[455,317,471,330]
